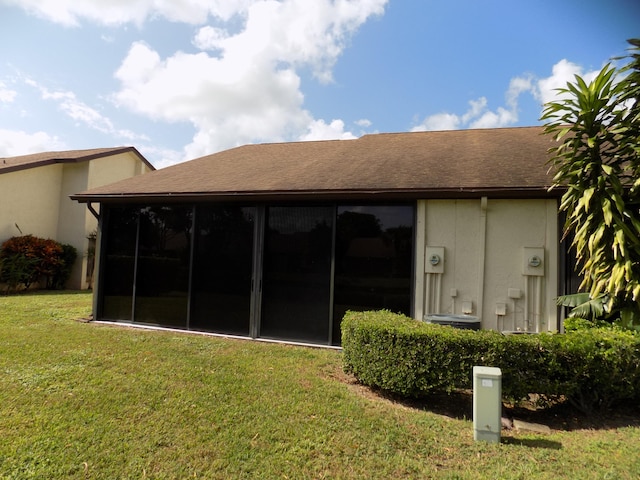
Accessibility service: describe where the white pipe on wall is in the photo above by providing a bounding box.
[535,276,542,333]
[425,273,432,315]
[523,277,529,331]
[435,273,442,313]
[477,197,488,323]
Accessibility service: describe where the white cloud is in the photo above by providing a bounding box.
[535,59,601,106]
[299,119,357,141]
[136,144,182,169]
[0,82,17,103]
[0,129,65,156]
[468,107,517,129]
[111,0,387,159]
[26,79,148,142]
[3,1,386,162]
[506,75,533,110]
[192,26,229,52]
[410,95,518,133]
[411,112,460,132]
[0,0,255,26]
[411,59,605,132]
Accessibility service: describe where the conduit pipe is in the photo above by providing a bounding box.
[476,197,488,322]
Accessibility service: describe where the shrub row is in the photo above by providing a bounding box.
[341,310,640,412]
[0,235,77,292]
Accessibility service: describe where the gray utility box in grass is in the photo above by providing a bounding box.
[473,366,502,443]
[424,314,480,330]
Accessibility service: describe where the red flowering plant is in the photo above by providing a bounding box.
[0,235,74,292]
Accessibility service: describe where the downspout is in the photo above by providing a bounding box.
[87,202,100,221]
[91,205,104,321]
[477,197,488,325]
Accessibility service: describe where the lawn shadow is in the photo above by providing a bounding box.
[501,437,562,449]
[338,370,640,432]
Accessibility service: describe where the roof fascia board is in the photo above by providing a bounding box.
[71,187,562,204]
[0,146,155,176]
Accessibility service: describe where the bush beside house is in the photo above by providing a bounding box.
[0,235,77,292]
[342,310,640,413]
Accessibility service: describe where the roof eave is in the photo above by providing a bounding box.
[0,146,155,175]
[71,186,561,204]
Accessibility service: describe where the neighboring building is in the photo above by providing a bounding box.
[72,126,570,346]
[1,147,154,289]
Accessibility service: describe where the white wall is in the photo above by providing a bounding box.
[414,198,559,332]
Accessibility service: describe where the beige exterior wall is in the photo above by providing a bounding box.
[1,151,152,290]
[0,164,64,241]
[414,198,559,332]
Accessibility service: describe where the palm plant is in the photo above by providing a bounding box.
[542,39,640,329]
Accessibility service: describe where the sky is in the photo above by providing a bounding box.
[0,1,638,169]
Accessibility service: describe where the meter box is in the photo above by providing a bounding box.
[425,246,445,274]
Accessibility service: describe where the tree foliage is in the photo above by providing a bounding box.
[542,39,640,328]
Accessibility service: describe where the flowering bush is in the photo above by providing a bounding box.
[0,235,77,292]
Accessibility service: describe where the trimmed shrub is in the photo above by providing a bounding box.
[48,243,78,290]
[0,235,77,292]
[341,310,640,412]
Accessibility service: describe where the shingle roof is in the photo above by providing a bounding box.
[72,126,558,203]
[0,146,154,175]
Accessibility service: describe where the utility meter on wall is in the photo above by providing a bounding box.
[425,246,445,274]
[523,247,544,276]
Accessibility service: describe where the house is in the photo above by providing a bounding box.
[0,147,154,289]
[72,126,571,346]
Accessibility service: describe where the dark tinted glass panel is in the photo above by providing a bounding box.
[261,206,333,343]
[333,205,414,344]
[190,206,254,335]
[101,206,138,320]
[134,206,192,327]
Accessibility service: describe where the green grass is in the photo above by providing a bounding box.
[1,291,640,479]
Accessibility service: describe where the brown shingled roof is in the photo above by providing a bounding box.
[0,146,154,175]
[72,126,558,203]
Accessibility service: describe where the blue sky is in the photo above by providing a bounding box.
[0,0,638,168]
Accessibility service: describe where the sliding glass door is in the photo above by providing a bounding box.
[190,206,255,335]
[332,205,414,344]
[134,206,192,327]
[260,206,334,343]
[101,206,138,321]
[99,202,414,346]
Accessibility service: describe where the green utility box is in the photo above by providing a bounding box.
[473,366,502,443]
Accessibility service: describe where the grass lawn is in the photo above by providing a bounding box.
[1,291,640,479]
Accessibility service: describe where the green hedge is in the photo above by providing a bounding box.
[341,310,640,412]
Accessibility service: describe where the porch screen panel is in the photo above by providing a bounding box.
[260,206,333,343]
[190,206,255,335]
[333,205,414,345]
[134,206,192,327]
[101,206,139,321]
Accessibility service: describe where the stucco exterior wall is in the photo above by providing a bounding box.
[1,150,153,290]
[414,198,559,332]
[57,162,91,290]
[0,164,64,241]
[86,151,151,190]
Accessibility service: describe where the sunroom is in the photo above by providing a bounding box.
[72,126,568,346]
